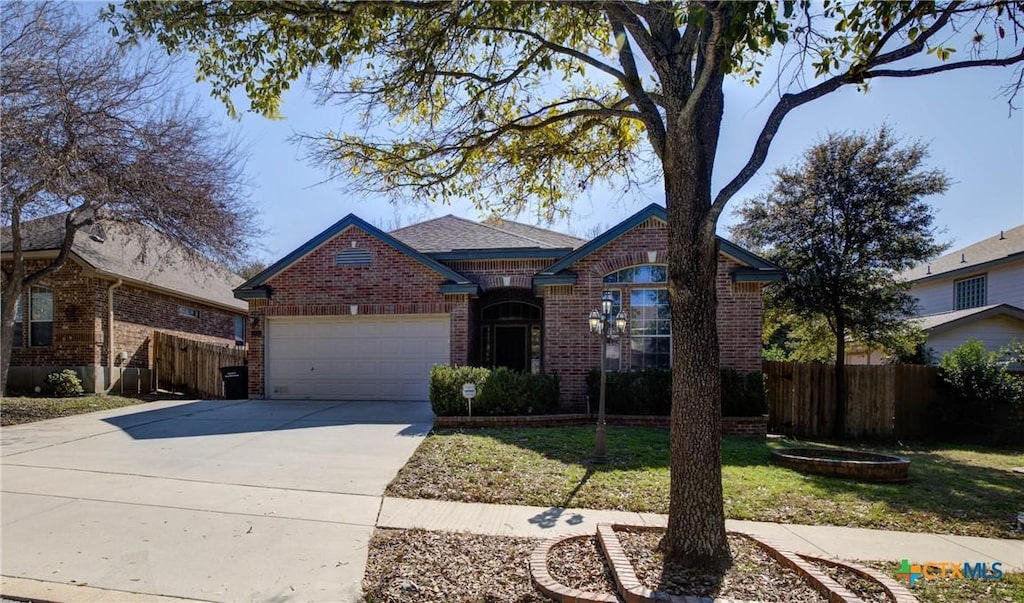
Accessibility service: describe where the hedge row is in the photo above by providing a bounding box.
[430,365,559,416]
[586,368,766,416]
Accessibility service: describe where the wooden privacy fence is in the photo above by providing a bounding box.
[153,331,246,399]
[764,361,941,439]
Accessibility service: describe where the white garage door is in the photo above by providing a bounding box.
[266,314,450,400]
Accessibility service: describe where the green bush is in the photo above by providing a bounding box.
[429,365,490,416]
[586,367,766,416]
[429,365,559,416]
[936,340,1023,443]
[45,369,84,397]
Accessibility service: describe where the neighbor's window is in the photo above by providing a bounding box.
[12,297,23,347]
[602,290,622,370]
[630,289,670,369]
[234,316,246,347]
[602,264,667,284]
[178,306,199,319]
[29,286,53,347]
[955,275,987,310]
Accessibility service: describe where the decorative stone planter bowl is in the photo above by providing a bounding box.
[770,447,910,483]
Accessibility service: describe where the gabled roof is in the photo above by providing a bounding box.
[916,303,1024,334]
[902,225,1024,283]
[234,214,474,299]
[537,203,782,281]
[389,214,585,253]
[2,214,245,312]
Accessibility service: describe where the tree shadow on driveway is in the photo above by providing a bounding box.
[103,399,434,439]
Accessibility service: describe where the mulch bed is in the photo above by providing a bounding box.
[363,528,547,602]
[616,528,827,602]
[545,535,621,599]
[810,560,892,602]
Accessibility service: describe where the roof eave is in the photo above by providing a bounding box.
[924,304,1024,335]
[907,252,1024,285]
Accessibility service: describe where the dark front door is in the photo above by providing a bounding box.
[493,325,528,371]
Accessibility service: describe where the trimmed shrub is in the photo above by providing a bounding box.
[429,365,490,416]
[586,367,766,417]
[46,369,85,397]
[429,365,559,416]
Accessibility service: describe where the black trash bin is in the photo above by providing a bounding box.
[220,365,248,400]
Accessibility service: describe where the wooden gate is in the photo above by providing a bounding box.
[153,331,246,399]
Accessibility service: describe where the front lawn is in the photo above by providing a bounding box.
[385,426,1024,538]
[1,395,153,425]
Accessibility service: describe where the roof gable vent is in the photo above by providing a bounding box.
[336,248,371,266]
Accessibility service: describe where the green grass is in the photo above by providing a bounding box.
[385,426,1024,538]
[1,395,153,425]
[873,565,1024,603]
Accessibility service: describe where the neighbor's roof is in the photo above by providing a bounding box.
[2,214,246,312]
[902,225,1024,283]
[389,214,585,254]
[915,303,1024,334]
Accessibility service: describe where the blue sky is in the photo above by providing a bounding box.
[87,5,1024,264]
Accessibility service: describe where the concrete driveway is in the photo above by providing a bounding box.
[1,398,433,602]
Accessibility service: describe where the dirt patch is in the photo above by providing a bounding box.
[810,560,892,602]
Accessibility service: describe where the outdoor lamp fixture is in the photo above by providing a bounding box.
[589,291,627,464]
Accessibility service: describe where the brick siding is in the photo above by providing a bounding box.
[247,219,765,406]
[4,257,242,378]
[245,226,466,397]
[540,220,765,409]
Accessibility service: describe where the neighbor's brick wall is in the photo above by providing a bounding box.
[540,220,764,409]
[3,258,241,373]
[245,226,463,398]
[5,259,100,367]
[109,283,239,369]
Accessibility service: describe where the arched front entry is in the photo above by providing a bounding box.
[477,290,543,372]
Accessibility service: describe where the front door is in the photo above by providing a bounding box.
[493,325,528,371]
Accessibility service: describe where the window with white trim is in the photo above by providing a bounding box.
[602,264,667,284]
[630,288,670,369]
[29,286,53,347]
[954,275,986,310]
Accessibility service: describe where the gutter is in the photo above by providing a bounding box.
[106,279,122,391]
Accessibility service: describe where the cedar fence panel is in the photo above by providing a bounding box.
[765,361,941,439]
[153,331,246,399]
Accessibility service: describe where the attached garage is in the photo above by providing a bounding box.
[266,315,450,400]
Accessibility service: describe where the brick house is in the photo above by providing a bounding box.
[2,216,247,393]
[235,204,781,408]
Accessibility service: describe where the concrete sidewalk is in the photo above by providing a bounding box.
[377,497,1024,571]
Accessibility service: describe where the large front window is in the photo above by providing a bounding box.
[630,289,670,369]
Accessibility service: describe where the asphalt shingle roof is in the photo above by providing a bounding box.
[2,214,245,312]
[915,303,1024,332]
[389,215,585,253]
[902,224,1024,281]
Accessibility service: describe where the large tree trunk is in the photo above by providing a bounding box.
[1,279,24,395]
[833,313,848,438]
[660,120,730,571]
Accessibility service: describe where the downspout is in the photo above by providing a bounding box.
[106,279,123,391]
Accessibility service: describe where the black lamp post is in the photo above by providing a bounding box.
[589,291,627,463]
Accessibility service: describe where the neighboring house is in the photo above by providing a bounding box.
[235,204,781,408]
[1,215,247,393]
[899,225,1024,360]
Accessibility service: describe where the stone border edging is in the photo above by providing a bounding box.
[530,524,908,603]
[796,555,918,603]
[529,534,620,603]
[435,414,768,436]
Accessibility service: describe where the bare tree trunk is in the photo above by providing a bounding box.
[660,122,730,572]
[833,313,848,438]
[1,280,24,395]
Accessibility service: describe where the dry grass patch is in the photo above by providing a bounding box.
[1,395,154,425]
